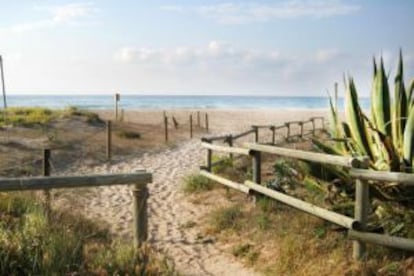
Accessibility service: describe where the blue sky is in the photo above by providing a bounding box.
[1,0,413,96]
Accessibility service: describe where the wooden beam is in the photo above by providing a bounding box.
[201,142,251,155]
[244,180,359,230]
[245,143,363,168]
[350,169,414,186]
[0,172,152,191]
[200,170,249,194]
[349,230,414,252]
[232,129,256,140]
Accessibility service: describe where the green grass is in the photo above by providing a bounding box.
[0,106,103,127]
[0,192,176,275]
[183,174,214,193]
[0,107,55,127]
[116,130,142,139]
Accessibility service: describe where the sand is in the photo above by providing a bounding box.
[52,108,327,276]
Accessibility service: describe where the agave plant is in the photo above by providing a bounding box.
[314,50,414,202]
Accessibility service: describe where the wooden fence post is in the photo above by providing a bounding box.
[43,149,51,219]
[164,116,169,142]
[270,126,276,145]
[252,126,259,143]
[205,113,209,132]
[353,161,370,260]
[114,93,120,121]
[227,135,233,159]
[106,120,112,160]
[353,178,370,260]
[321,117,325,131]
[133,183,148,247]
[205,139,212,172]
[311,118,316,135]
[251,150,261,184]
[286,123,290,141]
[190,114,193,138]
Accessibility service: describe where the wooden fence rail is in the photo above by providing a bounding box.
[198,129,414,260]
[204,116,326,146]
[0,171,152,247]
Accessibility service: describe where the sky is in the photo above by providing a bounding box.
[1,0,413,96]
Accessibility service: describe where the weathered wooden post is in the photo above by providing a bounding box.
[353,161,370,260]
[270,126,276,145]
[252,126,259,143]
[190,114,193,138]
[227,135,233,159]
[252,151,261,184]
[204,139,212,172]
[43,149,51,218]
[106,120,112,160]
[0,55,7,109]
[132,183,148,247]
[205,113,209,132]
[285,123,290,141]
[114,93,120,121]
[321,117,325,131]
[311,118,316,136]
[164,116,169,142]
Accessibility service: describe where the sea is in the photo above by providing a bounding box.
[4,95,370,111]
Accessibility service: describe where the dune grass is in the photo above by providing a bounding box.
[183,174,215,193]
[0,192,177,275]
[0,106,102,128]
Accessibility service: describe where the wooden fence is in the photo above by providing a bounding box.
[0,150,152,247]
[199,117,414,260]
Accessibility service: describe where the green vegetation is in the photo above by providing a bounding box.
[317,50,413,177]
[0,192,176,275]
[182,174,214,193]
[0,107,54,127]
[0,106,102,127]
[116,129,142,139]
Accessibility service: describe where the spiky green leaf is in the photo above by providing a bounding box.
[372,57,392,136]
[345,78,373,158]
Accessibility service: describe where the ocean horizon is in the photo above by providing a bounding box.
[4,95,370,111]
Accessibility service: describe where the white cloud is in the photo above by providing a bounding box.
[114,41,287,69]
[50,3,97,23]
[0,2,98,35]
[161,0,360,24]
[113,41,358,95]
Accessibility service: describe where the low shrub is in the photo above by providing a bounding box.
[183,174,214,193]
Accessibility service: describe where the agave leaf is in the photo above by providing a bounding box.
[408,78,414,110]
[345,78,373,158]
[312,138,345,156]
[363,112,399,171]
[372,57,392,136]
[371,57,378,127]
[403,107,414,171]
[327,92,347,153]
[392,50,407,154]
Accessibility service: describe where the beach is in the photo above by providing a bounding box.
[47,108,327,275]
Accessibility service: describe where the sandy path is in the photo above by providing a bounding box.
[54,140,257,276]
